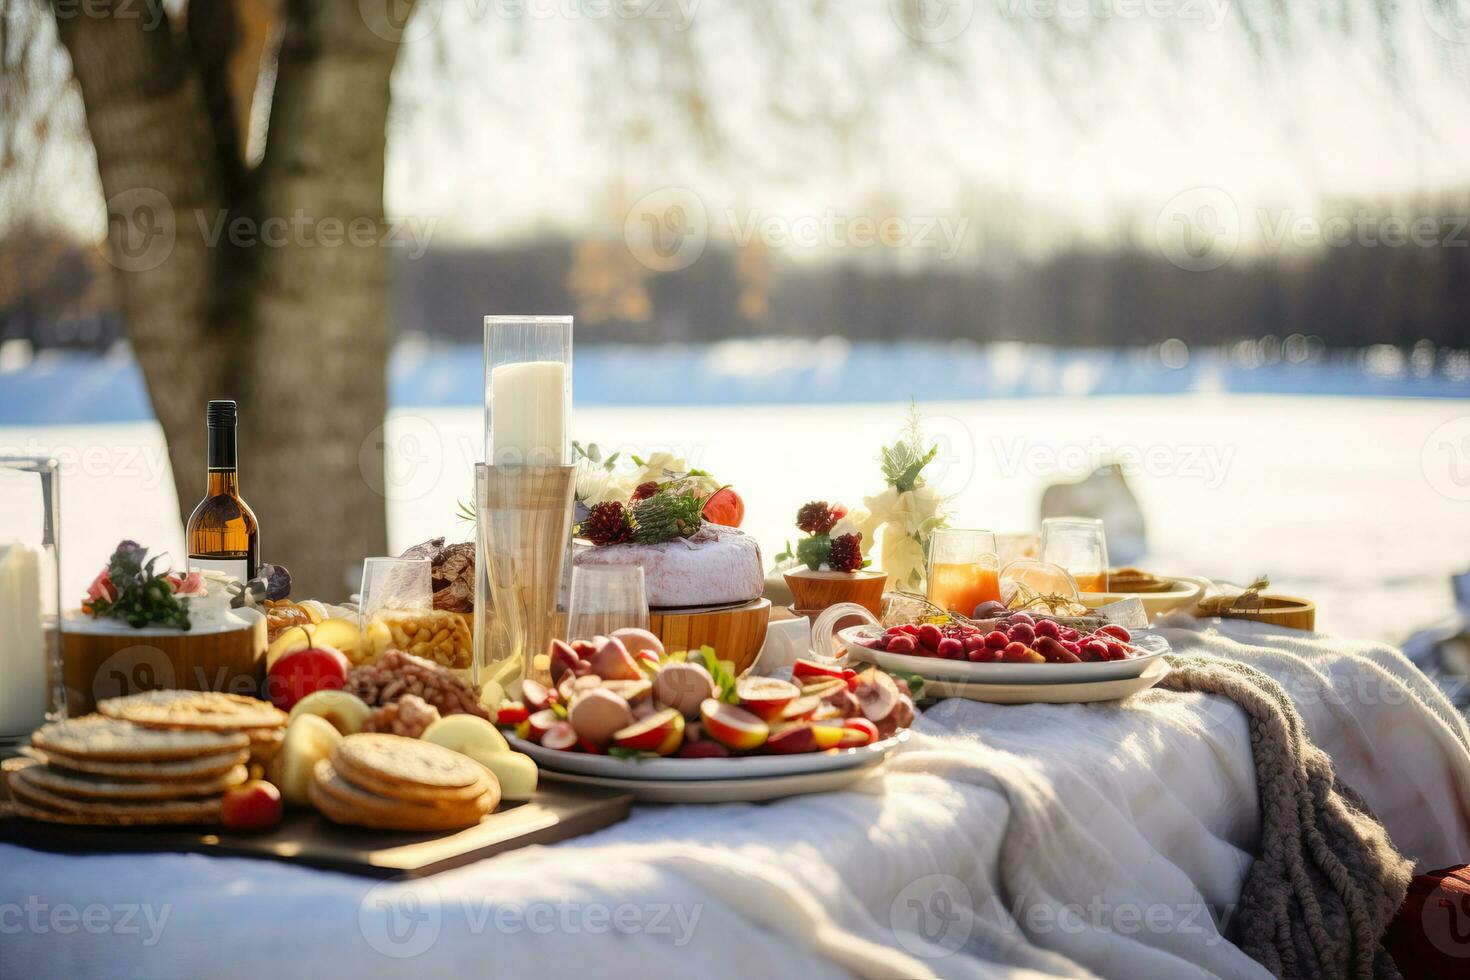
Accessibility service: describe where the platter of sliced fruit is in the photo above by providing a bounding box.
[840,613,1171,684]
[496,632,914,785]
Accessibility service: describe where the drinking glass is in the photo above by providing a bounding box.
[925,528,1002,616]
[0,457,65,744]
[566,565,649,642]
[358,556,432,626]
[997,532,1040,569]
[1040,517,1110,593]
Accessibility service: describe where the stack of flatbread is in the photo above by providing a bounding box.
[310,733,499,831]
[5,692,288,827]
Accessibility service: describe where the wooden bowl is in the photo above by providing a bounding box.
[1196,595,1315,632]
[783,569,886,619]
[60,611,268,715]
[1079,576,1206,619]
[649,597,772,676]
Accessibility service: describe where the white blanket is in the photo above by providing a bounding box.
[3,619,1468,980]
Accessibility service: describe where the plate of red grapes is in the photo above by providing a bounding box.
[840,609,1171,684]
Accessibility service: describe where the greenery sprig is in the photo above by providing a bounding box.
[85,540,192,631]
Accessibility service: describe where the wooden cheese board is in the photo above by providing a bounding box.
[0,782,632,879]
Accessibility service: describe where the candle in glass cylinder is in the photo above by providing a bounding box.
[0,543,46,735]
[489,360,567,467]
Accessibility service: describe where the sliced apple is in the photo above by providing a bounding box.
[612,708,685,756]
[309,617,367,663]
[477,751,537,801]
[272,714,341,806]
[763,722,846,755]
[288,689,372,735]
[527,709,559,742]
[699,699,768,751]
[265,624,313,670]
[541,721,578,751]
[737,677,800,722]
[422,712,510,757]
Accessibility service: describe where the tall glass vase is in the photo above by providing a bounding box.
[475,316,575,687]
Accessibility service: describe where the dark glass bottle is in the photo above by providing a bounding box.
[186,400,258,581]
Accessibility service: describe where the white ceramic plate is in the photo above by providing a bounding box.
[839,626,1170,685]
[536,759,890,803]
[922,659,1170,704]
[506,730,908,781]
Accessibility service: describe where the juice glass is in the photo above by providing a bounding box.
[926,529,1002,616]
[1040,517,1110,593]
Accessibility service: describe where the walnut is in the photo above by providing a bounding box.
[399,537,477,613]
[346,649,489,719]
[364,694,441,738]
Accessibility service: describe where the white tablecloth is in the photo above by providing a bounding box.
[3,619,1468,980]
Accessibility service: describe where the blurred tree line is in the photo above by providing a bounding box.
[8,212,1468,353]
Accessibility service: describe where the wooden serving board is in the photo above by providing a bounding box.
[0,783,631,879]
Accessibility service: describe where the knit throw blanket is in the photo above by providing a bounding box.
[1160,655,1415,980]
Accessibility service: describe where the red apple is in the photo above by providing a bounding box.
[265,646,348,711]
[220,780,283,831]
[702,487,744,528]
[762,723,845,755]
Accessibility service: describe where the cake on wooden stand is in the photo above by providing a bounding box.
[573,481,769,673]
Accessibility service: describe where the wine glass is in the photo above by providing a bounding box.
[1040,517,1110,593]
[566,565,649,642]
[926,528,1002,616]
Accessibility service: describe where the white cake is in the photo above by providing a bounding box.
[574,524,764,609]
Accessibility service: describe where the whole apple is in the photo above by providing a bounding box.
[702,487,744,528]
[220,780,283,831]
[266,646,349,711]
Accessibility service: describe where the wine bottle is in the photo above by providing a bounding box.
[186,400,259,582]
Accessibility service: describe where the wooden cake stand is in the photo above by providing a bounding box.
[649,597,772,675]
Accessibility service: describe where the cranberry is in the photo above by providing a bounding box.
[899,623,920,635]
[916,624,943,651]
[1096,624,1132,643]
[984,631,1009,652]
[1061,640,1082,656]
[886,634,917,654]
[1104,642,1130,661]
[1009,613,1035,627]
[1007,623,1036,646]
[1080,640,1109,662]
[963,634,988,653]
[937,637,965,659]
[1034,619,1061,640]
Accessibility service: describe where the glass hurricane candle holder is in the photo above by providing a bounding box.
[484,316,573,468]
[926,528,1002,616]
[0,457,65,745]
[1040,517,1110,593]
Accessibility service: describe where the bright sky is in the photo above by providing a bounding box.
[30,0,1470,261]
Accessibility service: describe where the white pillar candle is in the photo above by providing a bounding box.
[0,543,46,735]
[490,359,567,466]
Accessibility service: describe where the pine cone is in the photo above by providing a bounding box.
[631,489,705,543]
[796,501,839,535]
[578,501,634,546]
[828,532,864,572]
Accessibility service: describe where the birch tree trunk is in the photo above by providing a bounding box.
[54,0,413,597]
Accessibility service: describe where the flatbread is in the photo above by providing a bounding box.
[7,766,223,824]
[22,746,249,781]
[309,760,492,831]
[32,715,249,762]
[10,760,248,801]
[98,691,287,732]
[331,734,489,803]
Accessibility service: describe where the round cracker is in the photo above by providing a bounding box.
[7,766,223,824]
[13,761,248,802]
[331,734,488,803]
[7,796,222,827]
[309,760,492,832]
[23,746,250,782]
[98,691,287,731]
[33,715,249,762]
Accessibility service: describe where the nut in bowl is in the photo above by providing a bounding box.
[496,634,914,781]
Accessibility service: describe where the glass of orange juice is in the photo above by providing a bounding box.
[1040,517,1110,593]
[926,529,1002,616]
